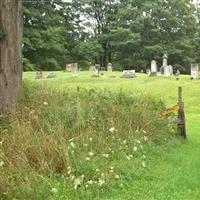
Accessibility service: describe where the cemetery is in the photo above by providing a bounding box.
[1,1,200,200]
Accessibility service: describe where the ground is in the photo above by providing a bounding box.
[23,71,200,200]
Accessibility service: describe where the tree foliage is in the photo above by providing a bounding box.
[23,0,199,73]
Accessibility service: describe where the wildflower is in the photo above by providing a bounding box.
[102,154,109,158]
[74,178,81,189]
[43,102,48,105]
[88,151,94,157]
[110,166,114,170]
[0,161,4,167]
[137,140,141,144]
[70,142,75,149]
[133,146,137,152]
[143,130,147,134]
[85,184,89,188]
[142,161,146,168]
[51,188,58,193]
[85,157,91,161]
[110,169,114,173]
[123,140,127,144]
[89,137,93,142]
[98,179,105,186]
[126,155,131,160]
[87,180,93,185]
[0,141,3,145]
[109,127,115,133]
[115,174,120,179]
[96,169,100,172]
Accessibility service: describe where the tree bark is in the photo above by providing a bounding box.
[0,0,23,114]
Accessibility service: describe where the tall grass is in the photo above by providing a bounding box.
[0,81,177,200]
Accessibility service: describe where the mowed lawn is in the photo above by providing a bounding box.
[23,71,200,200]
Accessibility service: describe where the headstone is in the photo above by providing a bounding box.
[66,63,78,72]
[72,63,79,77]
[150,60,157,76]
[47,72,56,78]
[35,71,43,79]
[160,66,164,75]
[107,63,112,72]
[146,69,151,76]
[176,69,180,80]
[169,65,173,76]
[94,64,101,76]
[162,54,168,67]
[164,65,171,77]
[121,70,136,78]
[191,64,199,79]
[89,65,95,72]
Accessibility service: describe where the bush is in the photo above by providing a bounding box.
[0,82,177,199]
[23,57,36,71]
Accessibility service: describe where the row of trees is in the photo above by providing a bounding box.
[23,0,200,73]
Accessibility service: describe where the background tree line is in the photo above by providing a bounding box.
[23,0,200,73]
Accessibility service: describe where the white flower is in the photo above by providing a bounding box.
[110,169,114,173]
[0,141,3,145]
[70,142,75,149]
[102,154,109,158]
[98,179,105,186]
[110,166,114,170]
[43,102,48,105]
[133,146,138,152]
[88,151,94,157]
[96,169,100,172]
[89,137,93,142]
[144,136,148,141]
[85,157,91,161]
[85,184,89,188]
[143,130,147,134]
[142,161,146,168]
[87,180,93,185]
[123,140,127,144]
[74,178,81,189]
[109,127,115,133]
[137,140,141,144]
[126,155,131,160]
[0,161,4,167]
[115,174,120,179]
[51,188,58,193]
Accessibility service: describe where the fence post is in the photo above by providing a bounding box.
[178,87,186,139]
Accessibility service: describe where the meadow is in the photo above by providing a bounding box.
[1,71,200,200]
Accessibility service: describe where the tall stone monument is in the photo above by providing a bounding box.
[191,64,199,79]
[150,60,157,76]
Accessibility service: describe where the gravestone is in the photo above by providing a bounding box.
[146,69,151,76]
[89,65,95,72]
[47,72,56,78]
[164,65,171,77]
[169,65,173,76]
[191,64,199,79]
[72,63,79,77]
[94,64,101,76]
[150,60,157,76]
[162,54,168,67]
[176,69,180,80]
[35,71,43,79]
[66,63,78,72]
[160,66,164,74]
[121,70,136,78]
[107,63,112,72]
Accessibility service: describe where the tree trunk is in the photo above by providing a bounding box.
[0,0,23,114]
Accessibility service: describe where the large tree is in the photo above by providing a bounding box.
[0,0,23,114]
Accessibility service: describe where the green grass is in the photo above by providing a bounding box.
[1,71,200,200]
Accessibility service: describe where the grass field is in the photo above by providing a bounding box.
[22,71,200,200]
[1,71,199,200]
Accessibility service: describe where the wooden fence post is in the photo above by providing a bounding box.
[178,87,186,139]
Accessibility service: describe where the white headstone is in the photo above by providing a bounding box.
[72,63,79,77]
[169,65,173,76]
[151,60,157,73]
[164,65,171,77]
[107,63,112,72]
[162,54,168,67]
[191,64,199,79]
[121,70,136,78]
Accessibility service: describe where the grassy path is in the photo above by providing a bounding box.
[24,72,200,199]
